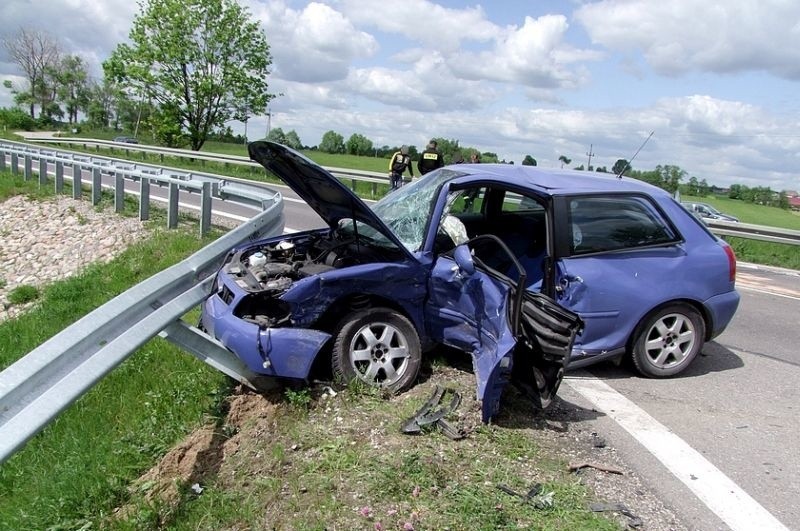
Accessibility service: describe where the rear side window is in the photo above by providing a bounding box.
[568,195,677,255]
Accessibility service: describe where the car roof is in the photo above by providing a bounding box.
[450,163,671,198]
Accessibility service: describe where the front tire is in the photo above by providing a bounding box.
[631,304,705,377]
[331,308,421,393]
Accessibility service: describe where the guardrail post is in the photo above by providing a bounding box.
[139,177,150,220]
[91,168,102,205]
[114,173,125,213]
[39,158,48,186]
[0,149,5,172]
[24,155,32,180]
[200,181,212,236]
[372,182,377,197]
[55,161,64,194]
[72,164,82,199]
[168,182,179,229]
[10,153,19,175]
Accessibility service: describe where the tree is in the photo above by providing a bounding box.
[284,130,303,150]
[612,158,630,176]
[346,133,373,156]
[53,55,89,124]
[2,28,61,118]
[267,127,286,145]
[558,155,571,169]
[522,155,537,166]
[104,0,275,150]
[0,106,36,130]
[319,130,345,154]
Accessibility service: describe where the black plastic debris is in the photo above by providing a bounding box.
[497,483,554,509]
[401,385,466,440]
[589,502,643,528]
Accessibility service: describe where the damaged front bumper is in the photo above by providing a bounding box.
[202,292,330,379]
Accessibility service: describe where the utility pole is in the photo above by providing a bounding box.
[265,105,272,138]
[586,144,595,170]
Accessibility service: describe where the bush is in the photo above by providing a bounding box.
[0,107,36,130]
[7,284,40,305]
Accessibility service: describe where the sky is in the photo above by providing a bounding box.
[1,0,799,192]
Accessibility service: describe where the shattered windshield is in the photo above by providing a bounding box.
[372,169,463,251]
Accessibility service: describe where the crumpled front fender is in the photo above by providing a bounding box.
[204,294,330,378]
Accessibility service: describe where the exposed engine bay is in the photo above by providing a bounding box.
[222,230,398,296]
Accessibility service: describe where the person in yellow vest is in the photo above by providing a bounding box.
[388,145,414,190]
[418,139,444,175]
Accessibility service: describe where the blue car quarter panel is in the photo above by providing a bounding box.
[703,290,740,338]
[425,254,517,422]
[202,290,331,378]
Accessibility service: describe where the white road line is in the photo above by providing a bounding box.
[565,372,789,531]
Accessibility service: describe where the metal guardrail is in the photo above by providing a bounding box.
[0,203,285,464]
[0,139,282,235]
[705,219,800,246]
[26,135,392,196]
[25,136,800,246]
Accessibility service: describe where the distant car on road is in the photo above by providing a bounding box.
[113,136,139,144]
[201,142,740,420]
[682,201,739,222]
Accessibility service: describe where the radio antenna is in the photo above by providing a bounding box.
[617,131,654,179]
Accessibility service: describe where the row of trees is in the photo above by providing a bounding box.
[3,0,275,151]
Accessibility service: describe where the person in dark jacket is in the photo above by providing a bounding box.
[388,145,414,190]
[418,140,444,175]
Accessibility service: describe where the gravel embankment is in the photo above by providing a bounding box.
[0,195,149,322]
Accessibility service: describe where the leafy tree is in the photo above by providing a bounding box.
[595,166,607,173]
[2,28,60,118]
[267,127,287,145]
[558,155,571,168]
[522,155,537,166]
[104,0,274,150]
[481,151,498,163]
[728,184,742,200]
[150,102,186,147]
[612,158,630,176]
[0,106,36,129]
[53,55,89,124]
[319,130,345,154]
[698,178,710,197]
[346,133,373,156]
[284,130,303,150]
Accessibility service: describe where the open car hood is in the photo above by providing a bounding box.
[248,141,413,258]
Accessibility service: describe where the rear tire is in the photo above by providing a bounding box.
[331,308,421,393]
[631,304,705,377]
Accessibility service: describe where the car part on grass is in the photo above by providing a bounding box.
[332,308,422,392]
[630,304,705,377]
[589,502,644,528]
[496,483,555,509]
[401,385,466,440]
[569,461,624,475]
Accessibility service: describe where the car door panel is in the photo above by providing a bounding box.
[556,245,688,356]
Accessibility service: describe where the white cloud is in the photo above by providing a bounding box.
[450,14,600,89]
[249,1,378,82]
[338,0,498,52]
[575,0,800,79]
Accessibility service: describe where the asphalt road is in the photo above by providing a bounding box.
[19,162,800,529]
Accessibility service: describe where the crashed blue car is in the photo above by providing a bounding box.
[202,141,738,421]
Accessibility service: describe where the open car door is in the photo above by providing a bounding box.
[425,235,583,422]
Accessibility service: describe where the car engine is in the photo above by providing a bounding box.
[222,232,387,295]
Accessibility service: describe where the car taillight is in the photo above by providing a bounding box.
[723,243,736,282]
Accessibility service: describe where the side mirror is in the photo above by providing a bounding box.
[453,245,475,276]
